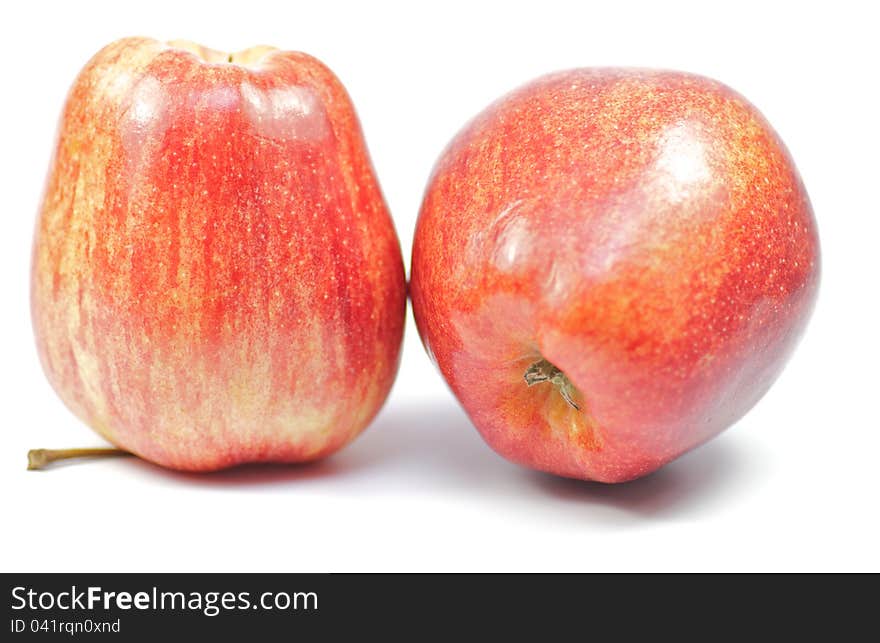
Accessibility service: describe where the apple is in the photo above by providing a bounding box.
[410,69,820,483]
[31,38,406,470]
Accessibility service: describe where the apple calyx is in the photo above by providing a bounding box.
[27,448,131,471]
[523,358,581,410]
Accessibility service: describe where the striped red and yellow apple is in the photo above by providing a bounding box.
[31,38,405,471]
[411,69,820,483]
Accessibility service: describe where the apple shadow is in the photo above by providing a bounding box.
[525,435,759,520]
[116,398,764,521]
[338,399,508,485]
[350,399,763,521]
[125,398,502,489]
[124,450,350,488]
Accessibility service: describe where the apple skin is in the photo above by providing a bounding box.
[411,69,820,483]
[31,38,406,471]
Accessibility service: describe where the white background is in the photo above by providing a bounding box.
[1,0,877,572]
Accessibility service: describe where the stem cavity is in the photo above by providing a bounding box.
[524,358,581,410]
[27,447,131,471]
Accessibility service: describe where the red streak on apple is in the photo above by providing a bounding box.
[31,38,406,470]
[411,69,820,483]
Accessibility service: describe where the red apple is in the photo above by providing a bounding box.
[411,69,820,483]
[31,38,405,470]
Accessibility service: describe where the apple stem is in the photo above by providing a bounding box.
[524,358,581,410]
[27,447,131,471]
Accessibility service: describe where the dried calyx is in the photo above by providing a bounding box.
[523,358,581,410]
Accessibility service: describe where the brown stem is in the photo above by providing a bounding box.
[523,358,581,410]
[27,447,131,471]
